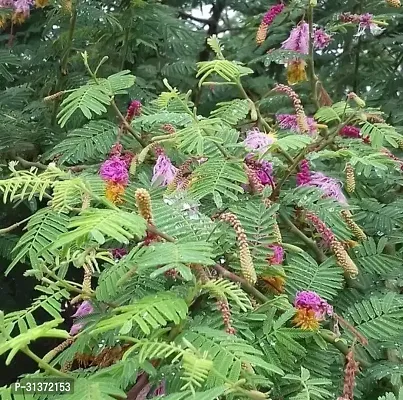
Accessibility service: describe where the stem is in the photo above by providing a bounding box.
[307,5,320,110]
[51,0,79,126]
[213,263,268,303]
[16,157,48,170]
[320,331,370,368]
[111,100,147,147]
[120,18,132,70]
[22,347,71,378]
[279,210,326,263]
[0,216,31,235]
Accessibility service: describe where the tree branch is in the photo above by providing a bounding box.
[279,210,326,263]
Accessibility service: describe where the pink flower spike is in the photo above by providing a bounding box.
[268,245,284,265]
[276,114,317,134]
[100,156,129,185]
[296,159,311,186]
[314,28,332,50]
[244,129,276,153]
[152,153,178,187]
[281,22,309,55]
[262,3,285,26]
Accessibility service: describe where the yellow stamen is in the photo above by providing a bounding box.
[292,308,320,331]
[287,60,308,85]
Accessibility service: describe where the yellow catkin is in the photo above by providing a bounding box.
[35,0,49,8]
[345,163,355,193]
[44,91,64,102]
[135,188,153,224]
[386,0,401,7]
[397,138,403,150]
[244,164,264,194]
[61,0,72,14]
[330,239,359,279]
[82,264,92,294]
[341,210,367,241]
[219,213,257,284]
[256,22,269,45]
[297,111,309,134]
[44,338,75,363]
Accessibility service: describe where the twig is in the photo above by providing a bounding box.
[22,347,71,378]
[16,157,48,170]
[0,216,31,235]
[279,210,326,263]
[213,263,268,303]
[111,100,147,147]
[307,5,320,110]
[320,331,370,368]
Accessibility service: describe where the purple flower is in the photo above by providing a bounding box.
[294,290,333,319]
[69,323,83,336]
[357,13,384,36]
[309,172,347,204]
[152,153,177,187]
[314,28,332,50]
[276,114,317,134]
[256,161,274,186]
[127,100,142,121]
[100,156,129,185]
[281,22,309,55]
[268,245,284,265]
[262,3,285,26]
[72,300,93,318]
[244,129,276,153]
[14,0,33,13]
[340,125,361,138]
[296,159,311,186]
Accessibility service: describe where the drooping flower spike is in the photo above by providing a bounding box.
[276,114,317,135]
[152,148,178,187]
[256,3,285,45]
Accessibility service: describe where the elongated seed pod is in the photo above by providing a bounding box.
[345,163,355,193]
[135,188,153,224]
[341,210,366,241]
[219,213,257,284]
[386,0,401,7]
[330,239,359,278]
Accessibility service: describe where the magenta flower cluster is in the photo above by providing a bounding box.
[99,156,129,185]
[262,3,285,26]
[268,245,284,265]
[294,290,333,319]
[340,125,361,138]
[69,301,94,336]
[276,114,317,134]
[314,29,333,50]
[244,129,275,153]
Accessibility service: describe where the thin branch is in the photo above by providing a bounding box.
[213,263,268,303]
[178,11,210,24]
[111,100,147,147]
[307,5,320,110]
[16,157,48,170]
[279,210,326,263]
[0,216,31,235]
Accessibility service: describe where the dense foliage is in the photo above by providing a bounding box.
[1,0,403,399]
